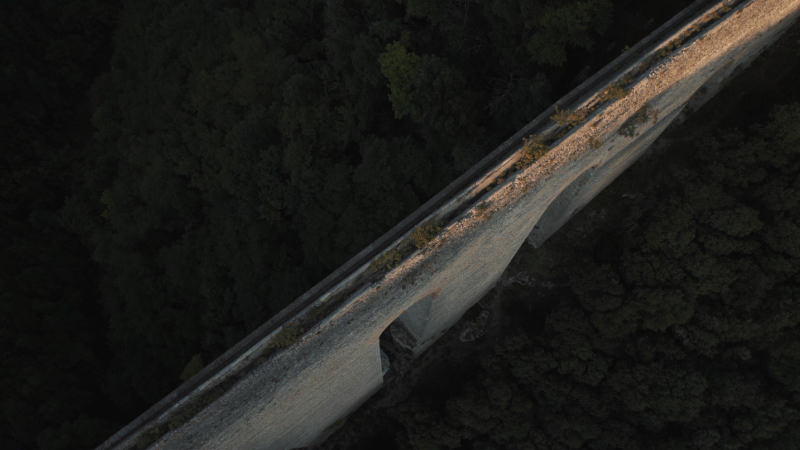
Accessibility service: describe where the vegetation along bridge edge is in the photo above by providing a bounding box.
[96,0,800,449]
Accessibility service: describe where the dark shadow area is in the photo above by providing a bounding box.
[312,14,800,450]
[0,1,734,449]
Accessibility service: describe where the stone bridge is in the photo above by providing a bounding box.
[97,0,800,449]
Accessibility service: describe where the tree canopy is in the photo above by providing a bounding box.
[1,0,704,448]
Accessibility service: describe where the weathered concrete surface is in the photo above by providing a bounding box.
[102,1,800,449]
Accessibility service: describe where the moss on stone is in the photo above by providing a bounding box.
[598,83,630,103]
[370,248,405,272]
[550,105,588,128]
[410,220,443,249]
[515,135,550,170]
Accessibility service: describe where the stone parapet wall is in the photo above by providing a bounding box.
[97,1,800,449]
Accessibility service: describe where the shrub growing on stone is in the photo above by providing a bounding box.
[550,105,587,128]
[410,220,443,249]
[515,135,550,170]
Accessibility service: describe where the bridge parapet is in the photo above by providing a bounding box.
[97,1,800,449]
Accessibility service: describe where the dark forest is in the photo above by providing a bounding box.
[2,1,796,449]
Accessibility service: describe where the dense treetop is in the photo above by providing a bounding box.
[74,0,622,419]
[0,0,706,448]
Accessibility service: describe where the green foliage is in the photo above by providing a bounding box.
[378,41,426,120]
[768,337,800,393]
[368,218,444,275]
[656,38,683,59]
[410,220,443,249]
[1,0,713,448]
[524,0,614,66]
[1,1,121,449]
[515,134,550,170]
[550,105,587,128]
[72,4,624,421]
[378,40,469,131]
[370,247,406,272]
[597,82,630,103]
